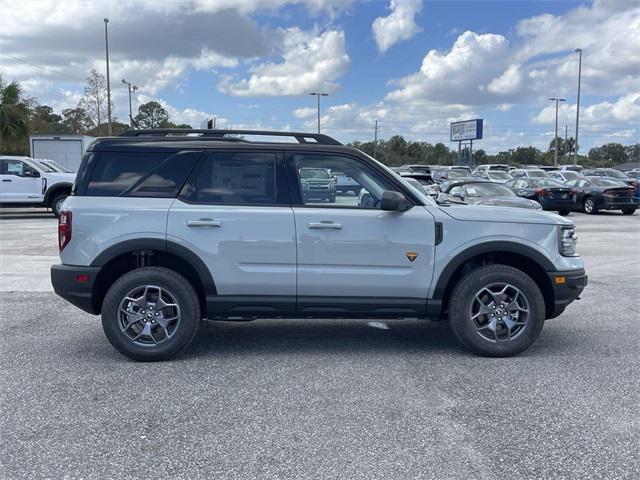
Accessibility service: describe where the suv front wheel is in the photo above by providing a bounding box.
[101,267,201,361]
[448,264,545,357]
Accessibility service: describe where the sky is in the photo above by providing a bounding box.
[0,0,638,153]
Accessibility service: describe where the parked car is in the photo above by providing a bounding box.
[558,165,584,173]
[623,171,640,204]
[509,169,550,179]
[329,170,360,195]
[549,170,583,182]
[472,164,511,176]
[0,155,76,216]
[564,177,637,215]
[476,170,513,183]
[431,166,473,184]
[300,167,336,202]
[398,172,439,196]
[583,168,636,188]
[401,164,431,174]
[37,158,75,173]
[51,128,587,361]
[504,178,575,215]
[443,180,542,210]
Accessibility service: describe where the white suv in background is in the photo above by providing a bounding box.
[0,155,76,216]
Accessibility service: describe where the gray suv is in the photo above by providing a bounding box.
[51,130,587,361]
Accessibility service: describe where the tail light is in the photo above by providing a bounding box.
[569,189,577,197]
[58,211,72,252]
[534,188,550,197]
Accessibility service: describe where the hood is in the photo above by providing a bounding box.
[46,172,76,183]
[466,196,540,209]
[439,204,572,225]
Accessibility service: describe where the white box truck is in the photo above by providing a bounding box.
[30,135,95,173]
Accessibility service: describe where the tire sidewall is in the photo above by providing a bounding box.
[449,265,546,357]
[101,267,200,361]
[51,193,68,217]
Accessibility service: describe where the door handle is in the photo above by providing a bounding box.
[308,222,342,230]
[186,219,221,227]
[2,179,11,182]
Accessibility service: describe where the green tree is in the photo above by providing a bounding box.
[433,143,449,165]
[0,75,31,154]
[78,69,111,131]
[30,105,63,134]
[134,101,169,129]
[588,143,628,165]
[61,107,92,134]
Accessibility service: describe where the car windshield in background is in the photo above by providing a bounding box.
[562,171,580,180]
[531,178,565,187]
[448,169,468,178]
[591,178,627,187]
[36,162,56,172]
[602,169,628,179]
[405,178,428,195]
[527,170,548,177]
[465,183,515,197]
[489,171,511,179]
[300,168,330,179]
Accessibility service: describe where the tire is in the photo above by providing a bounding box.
[101,267,201,361]
[448,264,546,357]
[583,196,598,214]
[50,192,69,218]
[558,209,571,216]
[621,208,636,215]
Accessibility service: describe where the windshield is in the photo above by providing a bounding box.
[603,169,628,179]
[531,178,565,188]
[488,171,511,180]
[300,168,330,180]
[36,161,56,172]
[591,178,627,187]
[527,170,548,177]
[562,171,580,180]
[448,169,468,178]
[464,183,515,197]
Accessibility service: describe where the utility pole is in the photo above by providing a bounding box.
[549,97,566,167]
[373,120,381,157]
[565,124,568,162]
[309,92,328,133]
[104,18,112,135]
[574,48,583,165]
[121,78,138,127]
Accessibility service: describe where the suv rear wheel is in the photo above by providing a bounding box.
[50,192,69,218]
[101,267,201,361]
[448,264,545,357]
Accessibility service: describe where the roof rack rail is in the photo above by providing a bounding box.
[118,129,342,146]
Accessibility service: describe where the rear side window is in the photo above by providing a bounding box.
[86,151,200,197]
[181,152,277,205]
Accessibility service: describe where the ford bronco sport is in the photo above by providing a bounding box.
[51,129,587,361]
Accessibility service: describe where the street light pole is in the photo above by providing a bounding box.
[574,48,583,165]
[121,78,138,127]
[549,97,566,167]
[309,92,328,133]
[104,18,112,135]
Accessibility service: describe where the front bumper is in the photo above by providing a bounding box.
[547,269,588,319]
[51,264,101,314]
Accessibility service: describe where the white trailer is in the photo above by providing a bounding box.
[30,135,95,173]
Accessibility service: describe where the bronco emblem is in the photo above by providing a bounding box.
[406,252,418,262]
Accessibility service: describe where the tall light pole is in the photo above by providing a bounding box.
[121,78,138,127]
[373,120,381,158]
[104,18,112,135]
[309,92,328,133]
[574,48,583,165]
[549,97,566,167]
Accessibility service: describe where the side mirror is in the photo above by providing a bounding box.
[380,190,410,211]
[24,167,40,178]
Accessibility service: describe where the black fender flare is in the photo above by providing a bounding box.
[44,182,73,205]
[91,238,216,295]
[432,241,556,300]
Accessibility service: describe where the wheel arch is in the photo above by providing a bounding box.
[90,239,215,315]
[44,182,73,206]
[433,241,556,319]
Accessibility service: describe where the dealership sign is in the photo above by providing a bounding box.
[450,119,483,141]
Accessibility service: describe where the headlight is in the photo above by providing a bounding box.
[559,226,578,256]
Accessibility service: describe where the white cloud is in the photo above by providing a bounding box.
[372,0,423,52]
[218,28,349,96]
[533,92,640,126]
[294,107,316,118]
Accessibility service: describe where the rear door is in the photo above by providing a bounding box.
[0,159,42,202]
[167,149,296,315]
[288,152,435,317]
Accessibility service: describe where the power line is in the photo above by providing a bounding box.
[0,53,86,83]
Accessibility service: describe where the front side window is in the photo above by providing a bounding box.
[293,154,395,209]
[182,152,277,205]
[1,160,26,176]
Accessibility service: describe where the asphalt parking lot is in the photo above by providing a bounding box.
[1,208,639,479]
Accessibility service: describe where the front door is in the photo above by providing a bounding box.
[167,150,296,315]
[289,152,436,317]
[0,159,42,202]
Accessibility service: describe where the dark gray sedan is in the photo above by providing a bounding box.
[443,180,542,209]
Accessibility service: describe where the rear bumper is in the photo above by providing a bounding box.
[600,198,636,210]
[539,198,575,210]
[547,269,588,319]
[51,264,101,315]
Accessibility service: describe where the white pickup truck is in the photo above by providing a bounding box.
[0,155,76,216]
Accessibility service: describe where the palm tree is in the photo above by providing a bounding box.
[0,75,31,154]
